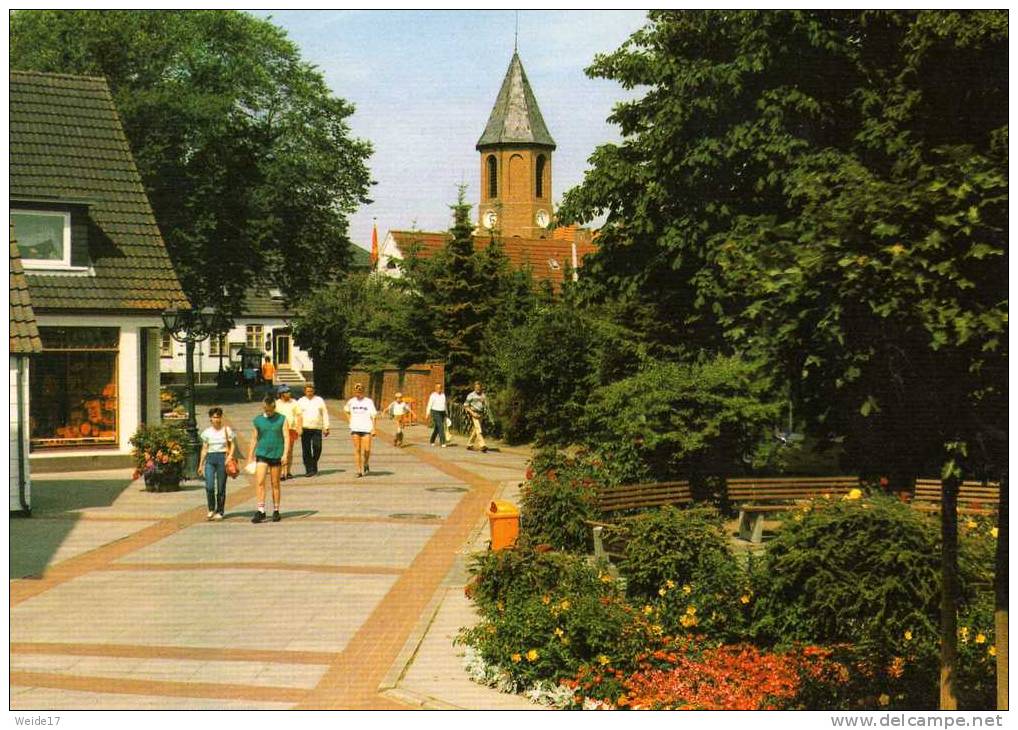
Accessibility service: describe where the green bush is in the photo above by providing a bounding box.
[518,448,644,552]
[619,506,733,598]
[618,506,750,641]
[461,546,656,691]
[750,494,995,708]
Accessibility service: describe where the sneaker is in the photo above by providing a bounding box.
[207,511,215,520]
[466,446,475,451]
[363,464,369,474]
[272,510,281,522]
[481,446,488,453]
[213,513,224,521]
[251,511,266,524]
[441,444,448,448]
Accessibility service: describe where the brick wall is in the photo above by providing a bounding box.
[339,362,445,418]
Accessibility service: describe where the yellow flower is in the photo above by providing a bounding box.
[844,488,862,501]
[685,605,697,616]
[541,595,551,605]
[966,520,978,530]
[991,527,999,539]
[682,584,692,595]
[879,694,891,707]
[680,614,699,628]
[960,626,970,643]
[561,637,570,646]
[600,573,613,584]
[666,580,676,589]
[496,601,504,611]
[650,624,663,634]
[526,649,539,662]
[511,653,522,663]
[888,244,906,257]
[904,629,913,641]
[559,599,570,611]
[643,605,654,616]
[597,654,610,666]
[975,633,987,644]
[554,627,564,638]
[988,646,997,657]
[740,594,752,604]
[658,587,667,597]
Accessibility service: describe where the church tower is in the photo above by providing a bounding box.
[476,52,556,239]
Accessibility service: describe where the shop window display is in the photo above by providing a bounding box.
[30,327,119,448]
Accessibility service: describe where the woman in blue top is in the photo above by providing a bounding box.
[247,395,289,523]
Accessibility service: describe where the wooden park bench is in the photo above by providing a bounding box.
[727,476,861,543]
[587,480,692,562]
[911,479,1000,516]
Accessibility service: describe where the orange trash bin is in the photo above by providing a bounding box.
[486,500,520,551]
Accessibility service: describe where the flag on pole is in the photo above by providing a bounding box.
[370,219,379,267]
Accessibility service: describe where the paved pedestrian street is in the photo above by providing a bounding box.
[10,399,541,710]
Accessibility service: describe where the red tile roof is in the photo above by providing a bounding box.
[388,228,596,287]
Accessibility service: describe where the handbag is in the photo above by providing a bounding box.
[225,456,240,479]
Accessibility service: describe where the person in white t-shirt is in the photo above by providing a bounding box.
[297,384,330,477]
[197,407,236,520]
[344,383,377,477]
[386,392,416,447]
[425,382,448,447]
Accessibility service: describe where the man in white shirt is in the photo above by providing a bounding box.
[425,382,448,447]
[297,384,330,477]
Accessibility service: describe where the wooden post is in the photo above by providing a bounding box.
[995,472,1008,710]
[939,473,960,710]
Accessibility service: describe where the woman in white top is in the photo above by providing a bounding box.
[343,383,378,478]
[197,407,236,520]
[425,382,448,447]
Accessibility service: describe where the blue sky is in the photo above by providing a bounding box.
[247,10,649,251]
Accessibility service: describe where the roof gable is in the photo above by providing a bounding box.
[9,70,188,312]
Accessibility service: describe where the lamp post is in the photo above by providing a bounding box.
[161,306,227,478]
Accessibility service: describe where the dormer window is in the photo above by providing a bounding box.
[11,209,72,269]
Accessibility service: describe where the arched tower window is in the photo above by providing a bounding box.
[535,155,546,198]
[487,155,498,198]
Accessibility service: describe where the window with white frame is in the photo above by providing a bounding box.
[246,324,263,349]
[11,209,73,269]
[209,334,226,357]
[160,329,174,357]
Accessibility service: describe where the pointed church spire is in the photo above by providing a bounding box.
[476,53,556,150]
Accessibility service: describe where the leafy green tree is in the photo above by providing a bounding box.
[291,273,426,396]
[560,10,1007,708]
[10,9,372,313]
[397,190,538,399]
[581,356,781,483]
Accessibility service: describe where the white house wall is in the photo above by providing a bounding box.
[10,356,31,512]
[160,317,313,377]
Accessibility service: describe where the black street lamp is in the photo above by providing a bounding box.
[161,306,228,478]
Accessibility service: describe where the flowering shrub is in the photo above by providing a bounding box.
[460,546,660,691]
[624,644,801,709]
[519,450,602,551]
[129,422,186,482]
